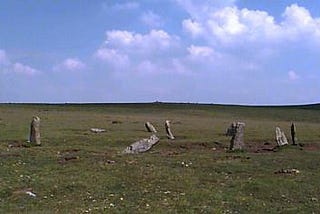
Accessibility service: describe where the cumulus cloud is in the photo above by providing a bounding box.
[281,4,320,42]
[180,2,320,48]
[140,11,164,27]
[188,45,214,57]
[176,0,237,19]
[95,29,180,72]
[54,58,86,72]
[62,58,85,71]
[182,19,204,37]
[103,29,176,52]
[0,49,39,75]
[95,48,129,68]
[13,63,39,75]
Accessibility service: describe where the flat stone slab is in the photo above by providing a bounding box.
[123,135,160,154]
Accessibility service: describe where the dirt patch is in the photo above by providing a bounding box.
[224,155,251,160]
[178,142,226,151]
[57,149,80,165]
[0,153,21,158]
[160,150,181,157]
[7,141,29,148]
[302,143,320,151]
[247,142,277,153]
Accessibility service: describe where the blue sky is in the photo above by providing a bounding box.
[0,0,319,104]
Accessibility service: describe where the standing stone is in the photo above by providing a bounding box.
[275,127,288,146]
[123,135,160,154]
[226,122,237,136]
[165,120,175,140]
[291,123,297,145]
[145,122,157,133]
[29,116,41,146]
[228,122,245,150]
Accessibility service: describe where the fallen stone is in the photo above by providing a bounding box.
[275,168,300,174]
[145,122,157,133]
[165,120,175,140]
[123,135,160,154]
[275,127,288,146]
[29,116,41,146]
[90,128,106,133]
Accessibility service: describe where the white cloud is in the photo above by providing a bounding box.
[104,29,176,52]
[176,0,237,20]
[0,49,39,75]
[141,11,164,27]
[182,19,204,37]
[136,60,157,73]
[94,29,182,74]
[181,3,320,47]
[188,45,214,57]
[95,29,180,68]
[95,48,129,68]
[62,58,85,71]
[13,63,39,75]
[281,4,320,42]
[288,70,299,81]
[53,58,86,72]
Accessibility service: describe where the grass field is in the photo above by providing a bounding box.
[0,103,320,213]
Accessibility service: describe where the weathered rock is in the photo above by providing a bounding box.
[145,122,157,133]
[90,128,106,133]
[228,122,245,150]
[291,123,297,145]
[275,127,288,146]
[123,135,160,154]
[226,122,237,136]
[29,116,41,146]
[165,120,175,140]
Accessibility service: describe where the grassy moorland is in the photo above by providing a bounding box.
[0,103,320,213]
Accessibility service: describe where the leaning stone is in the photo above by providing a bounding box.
[275,127,288,146]
[291,123,297,145]
[123,135,160,154]
[165,120,175,140]
[228,122,245,150]
[145,122,157,133]
[29,116,41,146]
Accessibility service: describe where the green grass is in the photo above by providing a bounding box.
[0,103,320,213]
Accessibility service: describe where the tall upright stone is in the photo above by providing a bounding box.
[226,122,237,136]
[291,123,297,145]
[275,127,288,146]
[165,120,175,140]
[123,135,160,154]
[145,122,157,133]
[228,122,245,150]
[29,116,41,146]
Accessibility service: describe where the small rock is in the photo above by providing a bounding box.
[90,128,106,133]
